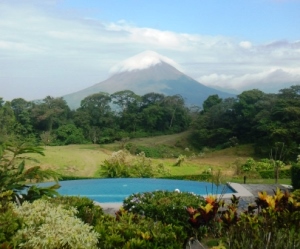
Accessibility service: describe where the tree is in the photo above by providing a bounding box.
[161,94,190,131]
[0,142,60,203]
[77,92,116,143]
[141,92,165,108]
[0,101,16,139]
[190,97,236,148]
[31,96,70,132]
[111,90,141,113]
[11,98,34,138]
[55,124,85,145]
[111,90,142,132]
[270,142,286,184]
[234,89,265,142]
[202,94,222,112]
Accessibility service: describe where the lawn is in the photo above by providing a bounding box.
[27,144,112,177]
[24,132,291,185]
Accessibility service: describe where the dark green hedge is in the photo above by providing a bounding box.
[258,169,291,179]
[291,164,300,189]
[60,175,99,181]
[159,173,212,181]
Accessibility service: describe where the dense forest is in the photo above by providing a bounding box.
[1,85,300,159]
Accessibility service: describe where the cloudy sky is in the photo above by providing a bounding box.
[1,0,300,101]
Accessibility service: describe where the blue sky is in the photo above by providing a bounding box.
[1,0,300,100]
[59,0,300,41]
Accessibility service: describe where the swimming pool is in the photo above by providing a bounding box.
[43,178,235,203]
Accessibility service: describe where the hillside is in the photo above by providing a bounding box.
[28,132,255,178]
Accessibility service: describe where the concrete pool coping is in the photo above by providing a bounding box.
[96,182,292,215]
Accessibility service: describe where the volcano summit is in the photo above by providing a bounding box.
[63,51,234,109]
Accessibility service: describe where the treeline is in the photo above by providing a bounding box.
[0,90,190,145]
[189,85,300,159]
[1,86,300,160]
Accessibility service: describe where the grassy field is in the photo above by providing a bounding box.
[26,132,291,184]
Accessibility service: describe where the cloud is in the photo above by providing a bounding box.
[109,50,181,73]
[0,1,299,101]
[197,67,300,93]
[239,41,252,49]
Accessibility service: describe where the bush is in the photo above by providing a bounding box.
[258,169,291,179]
[55,124,86,145]
[222,189,300,248]
[94,210,186,249]
[50,196,104,226]
[13,199,99,249]
[241,158,256,172]
[99,150,169,178]
[125,143,181,158]
[0,191,22,248]
[123,190,205,231]
[160,173,212,181]
[291,163,300,189]
[255,158,274,170]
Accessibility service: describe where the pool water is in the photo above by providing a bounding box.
[41,178,235,203]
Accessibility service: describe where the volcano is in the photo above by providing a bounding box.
[62,51,234,109]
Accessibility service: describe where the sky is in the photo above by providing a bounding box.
[1,0,300,101]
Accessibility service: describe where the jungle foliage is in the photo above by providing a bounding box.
[0,86,300,161]
[189,86,300,160]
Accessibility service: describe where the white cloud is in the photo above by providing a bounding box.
[198,67,300,93]
[109,50,180,73]
[0,1,299,100]
[239,41,252,49]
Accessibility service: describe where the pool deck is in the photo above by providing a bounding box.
[95,183,293,215]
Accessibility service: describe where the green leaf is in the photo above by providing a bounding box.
[17,160,25,174]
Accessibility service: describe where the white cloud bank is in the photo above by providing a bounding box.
[0,1,299,100]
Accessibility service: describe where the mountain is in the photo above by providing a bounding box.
[62,51,235,109]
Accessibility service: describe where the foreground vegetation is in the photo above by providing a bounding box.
[2,143,300,248]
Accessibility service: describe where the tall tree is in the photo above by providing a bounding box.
[202,94,222,112]
[76,92,116,143]
[234,89,266,142]
[11,98,33,137]
[162,94,190,131]
[111,90,141,132]
[0,101,16,139]
[31,96,70,132]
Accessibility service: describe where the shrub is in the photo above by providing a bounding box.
[241,158,256,172]
[99,150,169,178]
[174,154,186,166]
[55,124,85,145]
[123,190,205,232]
[50,196,104,226]
[125,143,179,158]
[186,188,300,248]
[258,169,291,179]
[255,158,274,171]
[161,173,212,181]
[0,191,23,248]
[291,163,300,189]
[94,210,186,249]
[13,199,99,249]
[99,150,132,178]
[222,189,300,248]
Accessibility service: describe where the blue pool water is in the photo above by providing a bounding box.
[41,178,235,203]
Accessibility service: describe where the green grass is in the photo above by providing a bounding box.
[25,132,292,185]
[27,144,111,177]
